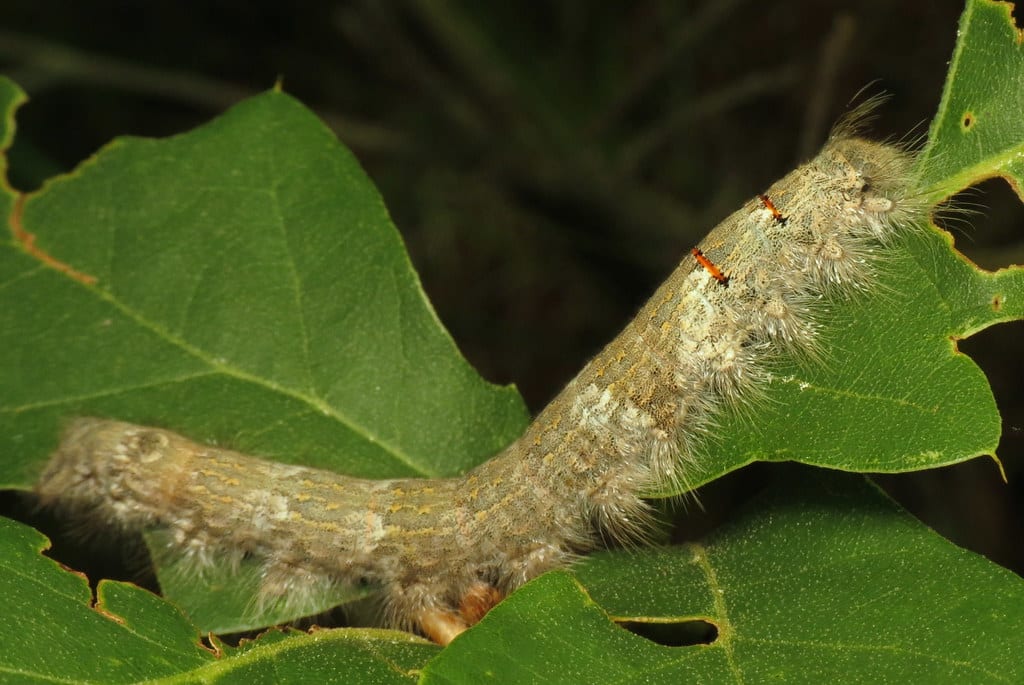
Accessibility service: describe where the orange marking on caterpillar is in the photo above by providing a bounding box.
[691,247,729,286]
[758,193,787,224]
[416,607,469,646]
[11,196,98,286]
[459,582,504,625]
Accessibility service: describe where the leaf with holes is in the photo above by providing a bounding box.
[658,0,1024,490]
[423,470,1024,684]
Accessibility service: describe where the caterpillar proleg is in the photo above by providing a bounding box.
[36,111,924,645]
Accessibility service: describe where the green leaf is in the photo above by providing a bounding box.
[917,0,1024,202]
[423,470,1024,684]
[673,0,1024,491]
[0,516,215,683]
[0,83,527,485]
[0,78,527,629]
[172,629,437,685]
[0,516,438,683]
[680,220,1022,491]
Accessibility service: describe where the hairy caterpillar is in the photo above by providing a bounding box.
[36,110,923,645]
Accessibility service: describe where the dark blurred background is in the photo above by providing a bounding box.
[2,1,1022,580]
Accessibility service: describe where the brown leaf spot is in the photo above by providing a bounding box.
[11,195,98,286]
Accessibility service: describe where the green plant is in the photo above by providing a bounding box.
[1,0,1023,681]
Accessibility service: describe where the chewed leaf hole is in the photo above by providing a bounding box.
[616,619,719,646]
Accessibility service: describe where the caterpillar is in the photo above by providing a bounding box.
[35,109,923,645]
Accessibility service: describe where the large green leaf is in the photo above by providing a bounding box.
[0,78,528,629]
[0,83,528,486]
[681,218,1021,490]
[423,470,1024,684]
[674,0,1024,490]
